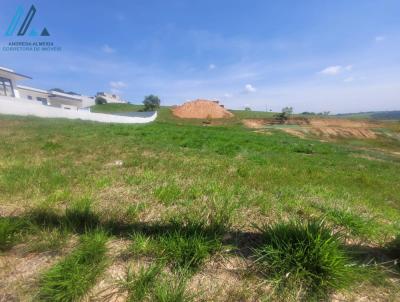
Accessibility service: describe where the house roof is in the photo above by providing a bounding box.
[17,85,48,94]
[48,90,84,101]
[0,66,32,80]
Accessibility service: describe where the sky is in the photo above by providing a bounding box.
[0,0,399,113]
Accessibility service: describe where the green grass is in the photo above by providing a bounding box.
[119,264,192,302]
[0,217,27,251]
[129,217,223,271]
[24,227,68,253]
[90,103,145,113]
[254,220,355,299]
[37,231,108,301]
[0,112,399,299]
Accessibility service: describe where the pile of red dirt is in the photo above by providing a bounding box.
[172,99,234,119]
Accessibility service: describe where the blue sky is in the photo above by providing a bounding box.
[0,0,399,113]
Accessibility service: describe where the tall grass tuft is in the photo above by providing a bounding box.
[0,217,27,251]
[254,220,354,299]
[118,265,192,302]
[129,218,222,272]
[156,223,221,271]
[119,264,161,302]
[37,230,108,301]
[153,273,192,302]
[65,197,99,232]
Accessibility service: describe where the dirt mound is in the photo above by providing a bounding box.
[172,99,234,119]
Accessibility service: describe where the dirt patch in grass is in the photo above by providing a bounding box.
[243,118,380,140]
[305,127,377,139]
[189,256,267,301]
[87,239,130,301]
[0,237,77,301]
[172,99,234,119]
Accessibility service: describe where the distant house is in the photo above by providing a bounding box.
[0,66,31,98]
[1,66,95,110]
[96,92,127,104]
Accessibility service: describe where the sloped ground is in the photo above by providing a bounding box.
[243,117,385,140]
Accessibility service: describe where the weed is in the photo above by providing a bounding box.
[0,217,28,251]
[128,218,222,271]
[254,220,355,299]
[65,197,99,232]
[125,203,146,221]
[156,224,220,271]
[37,230,108,301]
[153,273,192,302]
[25,227,67,253]
[119,264,161,301]
[154,183,182,205]
[118,264,192,302]
[326,208,373,238]
[129,232,156,255]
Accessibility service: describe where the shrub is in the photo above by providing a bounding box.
[274,106,293,124]
[253,220,354,299]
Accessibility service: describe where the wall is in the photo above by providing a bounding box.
[18,87,49,103]
[0,97,157,124]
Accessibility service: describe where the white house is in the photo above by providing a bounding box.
[0,66,157,124]
[96,92,127,104]
[1,66,95,110]
[0,66,31,99]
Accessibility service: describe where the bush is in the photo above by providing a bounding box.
[253,220,354,299]
[143,95,161,111]
[95,96,107,105]
[274,107,293,124]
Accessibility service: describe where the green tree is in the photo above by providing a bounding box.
[274,107,293,124]
[143,95,161,111]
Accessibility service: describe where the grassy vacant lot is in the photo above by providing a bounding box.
[0,106,399,301]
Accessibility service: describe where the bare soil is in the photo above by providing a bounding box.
[243,118,380,139]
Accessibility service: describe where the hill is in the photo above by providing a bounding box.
[336,110,400,120]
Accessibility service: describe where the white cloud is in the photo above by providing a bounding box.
[223,93,233,98]
[244,84,256,93]
[208,63,216,70]
[102,44,115,54]
[110,81,126,88]
[375,36,385,42]
[344,77,354,82]
[320,65,342,75]
[344,65,353,71]
[320,65,353,75]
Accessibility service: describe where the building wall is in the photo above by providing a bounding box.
[18,88,49,104]
[81,96,96,108]
[0,96,158,124]
[48,97,81,109]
